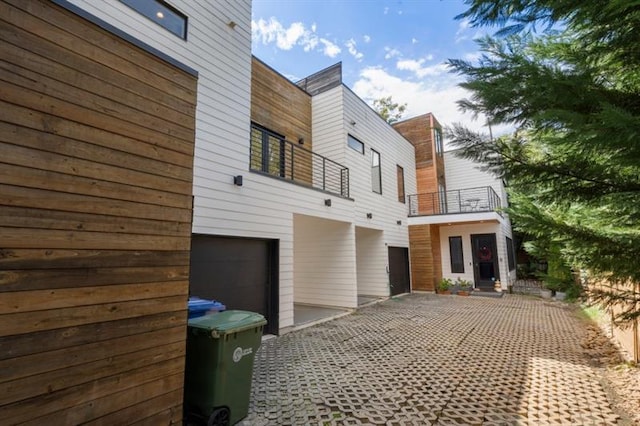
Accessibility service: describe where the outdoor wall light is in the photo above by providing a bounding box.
[233,175,243,186]
[397,220,402,225]
[366,213,373,219]
[298,138,305,145]
[324,199,332,207]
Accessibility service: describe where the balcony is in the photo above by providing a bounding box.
[408,186,502,217]
[250,125,350,198]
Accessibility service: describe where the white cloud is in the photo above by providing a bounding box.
[252,17,341,58]
[345,38,364,61]
[455,18,472,43]
[411,37,418,44]
[363,35,371,43]
[352,67,512,148]
[320,38,341,57]
[384,47,401,60]
[384,7,389,14]
[396,57,448,78]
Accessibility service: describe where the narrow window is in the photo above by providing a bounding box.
[396,165,405,203]
[250,123,285,177]
[120,0,188,39]
[371,149,381,194]
[506,237,516,271]
[434,128,443,156]
[449,236,464,273]
[347,134,364,154]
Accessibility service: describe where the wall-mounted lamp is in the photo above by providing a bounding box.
[233,175,243,186]
[324,199,332,207]
[298,138,305,145]
[396,220,402,225]
[366,213,373,219]
[350,120,356,126]
[227,20,237,29]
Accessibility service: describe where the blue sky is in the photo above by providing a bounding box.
[251,0,505,144]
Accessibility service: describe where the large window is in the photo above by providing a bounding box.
[371,149,381,194]
[250,123,285,177]
[449,236,464,273]
[434,128,443,156]
[347,134,364,154]
[120,0,187,39]
[396,165,405,203]
[506,237,516,271]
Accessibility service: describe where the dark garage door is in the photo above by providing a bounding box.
[190,235,278,334]
[389,246,411,296]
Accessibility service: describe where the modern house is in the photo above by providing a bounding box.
[394,114,516,292]
[0,0,513,422]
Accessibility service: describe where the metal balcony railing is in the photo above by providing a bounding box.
[250,125,350,198]
[408,186,502,217]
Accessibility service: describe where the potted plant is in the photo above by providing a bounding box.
[437,278,452,295]
[456,278,472,296]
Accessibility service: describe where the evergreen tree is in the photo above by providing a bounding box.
[446,0,640,323]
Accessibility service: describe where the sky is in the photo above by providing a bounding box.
[251,0,509,148]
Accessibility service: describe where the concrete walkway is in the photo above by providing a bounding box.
[242,294,622,425]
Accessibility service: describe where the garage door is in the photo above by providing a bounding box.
[389,246,411,296]
[190,235,279,334]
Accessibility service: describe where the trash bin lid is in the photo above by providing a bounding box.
[188,310,267,336]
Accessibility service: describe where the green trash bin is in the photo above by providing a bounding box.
[184,310,267,426]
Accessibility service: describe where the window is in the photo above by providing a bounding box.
[506,237,516,271]
[250,123,285,177]
[396,165,405,203]
[120,0,187,39]
[434,128,443,156]
[371,149,381,194]
[347,134,364,154]
[449,236,464,273]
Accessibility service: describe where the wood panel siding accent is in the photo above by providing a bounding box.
[296,62,342,96]
[430,225,442,288]
[0,0,197,423]
[251,57,313,184]
[409,225,435,291]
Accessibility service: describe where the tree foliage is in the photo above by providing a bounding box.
[447,0,640,323]
[372,96,407,124]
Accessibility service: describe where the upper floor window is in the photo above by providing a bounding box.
[396,165,405,203]
[371,149,382,194]
[120,0,188,39]
[434,128,443,156]
[347,134,364,154]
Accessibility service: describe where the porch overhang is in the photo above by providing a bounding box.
[407,211,503,226]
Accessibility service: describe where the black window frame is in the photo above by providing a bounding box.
[347,134,364,154]
[506,237,516,271]
[449,236,464,273]
[120,0,188,39]
[396,165,405,203]
[371,149,382,194]
[434,127,443,157]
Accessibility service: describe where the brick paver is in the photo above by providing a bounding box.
[241,294,621,425]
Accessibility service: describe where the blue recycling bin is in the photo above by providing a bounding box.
[188,297,226,319]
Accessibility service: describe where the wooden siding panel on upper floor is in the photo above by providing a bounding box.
[0,0,196,422]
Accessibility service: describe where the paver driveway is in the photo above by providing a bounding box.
[241,294,621,425]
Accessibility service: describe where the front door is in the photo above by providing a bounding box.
[471,234,500,290]
[388,247,411,295]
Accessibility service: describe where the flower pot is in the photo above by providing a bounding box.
[438,290,451,295]
[457,290,470,296]
[540,289,553,299]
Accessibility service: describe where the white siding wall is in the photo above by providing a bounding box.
[355,227,388,296]
[311,89,346,165]
[444,150,507,208]
[293,215,357,307]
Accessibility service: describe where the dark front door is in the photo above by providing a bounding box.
[190,235,279,334]
[471,233,500,290]
[388,247,411,296]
